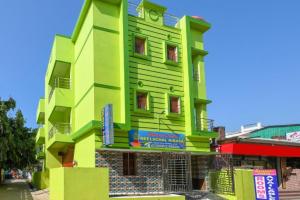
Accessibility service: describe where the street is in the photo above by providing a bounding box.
[0,179,33,200]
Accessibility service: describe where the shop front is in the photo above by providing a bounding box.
[95,150,212,196]
[220,138,300,191]
[95,119,218,197]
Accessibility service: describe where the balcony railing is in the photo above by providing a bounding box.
[48,123,71,140]
[36,145,45,153]
[128,1,142,17]
[164,13,180,27]
[128,1,179,27]
[48,77,71,102]
[196,118,214,132]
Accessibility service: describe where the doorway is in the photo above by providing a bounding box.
[162,153,192,193]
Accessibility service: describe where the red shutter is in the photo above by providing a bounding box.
[170,97,180,113]
[135,38,145,54]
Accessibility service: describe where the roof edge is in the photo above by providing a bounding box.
[71,0,92,43]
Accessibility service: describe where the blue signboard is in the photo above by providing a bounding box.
[253,169,279,200]
[102,104,114,146]
[129,130,185,149]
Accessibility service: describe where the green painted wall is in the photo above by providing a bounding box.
[32,171,49,190]
[210,169,256,200]
[210,170,234,195]
[234,169,255,200]
[50,168,109,200]
[74,131,96,167]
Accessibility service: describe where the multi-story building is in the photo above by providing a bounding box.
[35,0,218,199]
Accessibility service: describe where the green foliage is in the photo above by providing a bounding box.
[0,97,37,170]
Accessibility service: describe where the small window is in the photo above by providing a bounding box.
[135,37,146,55]
[170,96,180,114]
[136,92,148,110]
[167,45,178,62]
[123,153,136,176]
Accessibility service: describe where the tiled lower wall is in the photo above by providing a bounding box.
[95,150,163,195]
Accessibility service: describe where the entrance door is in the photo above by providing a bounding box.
[162,153,192,193]
[191,156,209,191]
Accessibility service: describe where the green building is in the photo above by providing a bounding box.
[35,0,218,199]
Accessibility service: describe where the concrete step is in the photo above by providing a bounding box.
[279,191,300,200]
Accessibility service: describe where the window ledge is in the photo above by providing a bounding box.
[166,112,182,118]
[164,60,179,66]
[134,109,152,115]
[133,52,149,60]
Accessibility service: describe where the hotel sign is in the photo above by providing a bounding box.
[253,169,279,200]
[102,104,114,146]
[129,130,185,149]
[286,131,300,143]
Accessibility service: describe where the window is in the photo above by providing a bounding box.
[170,96,180,114]
[136,92,148,110]
[194,103,203,131]
[167,44,178,62]
[135,37,146,55]
[123,153,136,176]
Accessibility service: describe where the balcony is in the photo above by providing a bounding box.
[47,123,74,150]
[48,77,72,121]
[36,145,45,160]
[46,35,73,85]
[36,127,45,145]
[196,118,214,132]
[36,98,45,124]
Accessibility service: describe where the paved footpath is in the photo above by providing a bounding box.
[0,179,33,200]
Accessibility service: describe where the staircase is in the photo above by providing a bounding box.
[279,191,300,200]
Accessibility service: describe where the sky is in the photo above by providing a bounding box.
[0,0,299,132]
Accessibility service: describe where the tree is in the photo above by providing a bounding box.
[0,98,37,181]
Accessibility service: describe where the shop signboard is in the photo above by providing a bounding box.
[102,104,114,146]
[253,169,279,200]
[286,131,300,142]
[129,130,185,149]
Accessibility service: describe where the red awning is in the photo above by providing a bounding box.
[220,143,300,157]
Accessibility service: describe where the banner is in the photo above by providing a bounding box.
[286,131,300,142]
[129,130,185,149]
[253,169,279,200]
[102,104,114,146]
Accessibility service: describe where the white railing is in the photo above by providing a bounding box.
[164,13,179,27]
[48,123,71,140]
[196,118,214,132]
[48,77,71,102]
[128,1,180,27]
[128,2,142,17]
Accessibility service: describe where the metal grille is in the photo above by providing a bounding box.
[163,153,192,193]
[209,154,235,195]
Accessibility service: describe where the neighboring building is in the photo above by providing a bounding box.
[35,0,217,199]
[220,124,300,192]
[226,122,263,138]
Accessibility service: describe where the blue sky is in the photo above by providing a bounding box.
[0,0,299,132]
